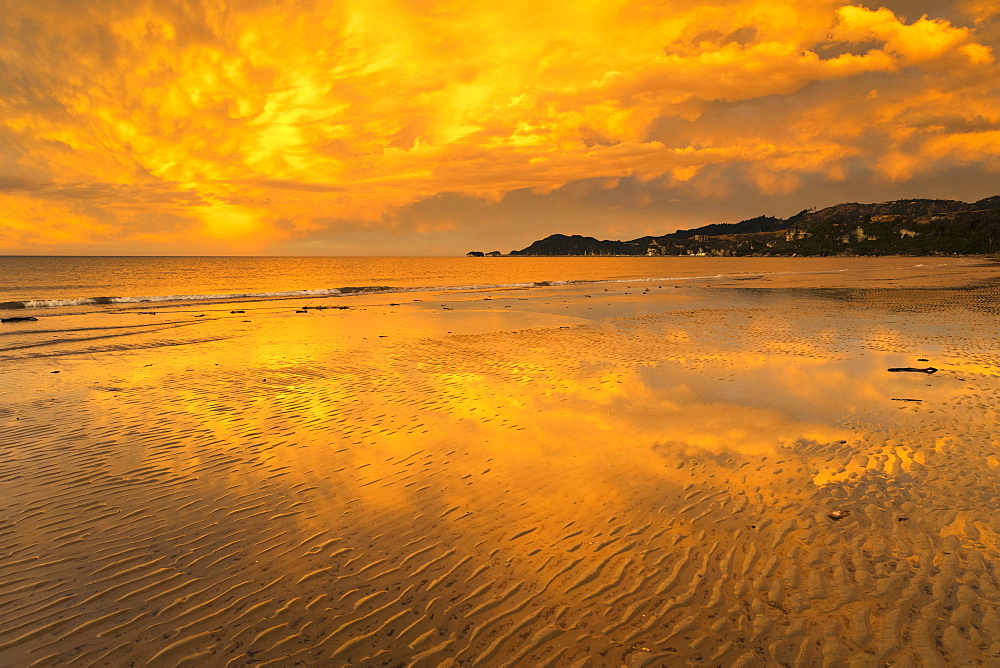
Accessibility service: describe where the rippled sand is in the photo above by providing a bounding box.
[2,262,1000,666]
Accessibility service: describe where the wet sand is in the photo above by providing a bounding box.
[2,259,1000,666]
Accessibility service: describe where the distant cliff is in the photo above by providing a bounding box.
[506,196,1000,256]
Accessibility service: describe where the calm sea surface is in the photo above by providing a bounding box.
[0,255,955,310]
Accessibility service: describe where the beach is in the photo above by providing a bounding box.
[2,257,1000,666]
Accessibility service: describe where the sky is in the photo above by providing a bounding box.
[1,1,999,256]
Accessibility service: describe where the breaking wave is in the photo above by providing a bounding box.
[1,286,401,310]
[0,268,853,311]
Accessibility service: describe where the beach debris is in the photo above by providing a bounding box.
[892,398,923,402]
[828,510,850,521]
[195,314,205,317]
[887,367,938,374]
[1,316,38,323]
[898,515,909,522]
[625,644,653,657]
[230,310,245,314]
[295,309,309,313]
[51,370,60,373]
[917,358,929,362]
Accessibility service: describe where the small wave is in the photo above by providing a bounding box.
[337,286,394,294]
[0,266,866,311]
[5,282,571,310]
[0,277,720,310]
[4,286,402,310]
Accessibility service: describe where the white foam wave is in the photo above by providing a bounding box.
[13,287,388,309]
[3,266,860,311]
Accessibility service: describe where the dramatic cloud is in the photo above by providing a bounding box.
[0,0,997,254]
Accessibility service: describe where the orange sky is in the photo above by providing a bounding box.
[1,0,998,255]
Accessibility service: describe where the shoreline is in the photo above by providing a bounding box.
[3,255,997,315]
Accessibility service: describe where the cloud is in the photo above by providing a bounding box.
[0,1,997,253]
[962,0,1000,23]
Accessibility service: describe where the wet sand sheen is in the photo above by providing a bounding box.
[2,266,1000,666]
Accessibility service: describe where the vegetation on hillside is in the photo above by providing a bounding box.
[504,197,1000,256]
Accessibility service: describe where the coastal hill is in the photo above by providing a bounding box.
[501,196,1000,256]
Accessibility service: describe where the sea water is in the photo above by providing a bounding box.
[0,255,942,313]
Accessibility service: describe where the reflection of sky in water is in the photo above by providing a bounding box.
[6,283,986,485]
[3,279,1000,665]
[112,295,976,514]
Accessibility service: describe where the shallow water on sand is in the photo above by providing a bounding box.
[1,268,1000,665]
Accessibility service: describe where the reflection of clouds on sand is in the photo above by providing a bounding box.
[517,363,849,461]
[2,282,1000,665]
[812,443,920,486]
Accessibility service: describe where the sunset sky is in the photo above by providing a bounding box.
[2,1,999,255]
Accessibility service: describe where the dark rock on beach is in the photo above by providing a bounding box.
[1,316,38,323]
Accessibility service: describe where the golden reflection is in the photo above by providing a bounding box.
[3,285,1000,664]
[56,290,978,519]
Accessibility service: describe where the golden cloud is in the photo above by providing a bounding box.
[0,1,997,252]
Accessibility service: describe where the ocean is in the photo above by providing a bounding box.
[0,255,959,313]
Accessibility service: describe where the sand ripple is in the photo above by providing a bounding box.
[1,283,1000,665]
